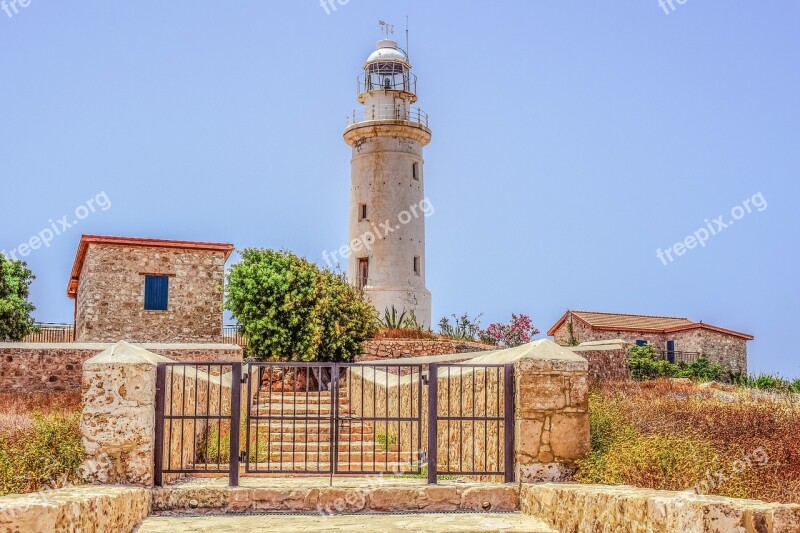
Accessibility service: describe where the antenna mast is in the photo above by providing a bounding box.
[406,16,410,61]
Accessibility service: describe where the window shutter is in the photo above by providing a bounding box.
[145,276,169,311]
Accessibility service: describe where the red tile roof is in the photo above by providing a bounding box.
[547,310,753,340]
[67,235,234,298]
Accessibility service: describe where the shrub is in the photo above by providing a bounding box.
[628,344,723,382]
[225,249,378,362]
[438,313,483,341]
[479,314,540,348]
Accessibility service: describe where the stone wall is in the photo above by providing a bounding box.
[0,343,241,392]
[359,338,495,361]
[520,483,800,533]
[568,340,630,382]
[700,329,748,376]
[0,486,151,533]
[75,244,227,343]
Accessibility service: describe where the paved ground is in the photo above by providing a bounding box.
[135,512,557,532]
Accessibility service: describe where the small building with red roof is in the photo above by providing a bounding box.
[68,235,234,343]
[548,310,753,375]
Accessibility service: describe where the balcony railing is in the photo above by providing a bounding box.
[655,350,701,365]
[23,323,75,343]
[346,105,429,128]
[223,324,248,347]
[17,322,249,348]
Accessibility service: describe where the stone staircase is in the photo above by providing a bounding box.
[248,388,417,473]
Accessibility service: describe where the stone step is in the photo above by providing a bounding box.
[250,450,418,463]
[243,461,419,473]
[252,406,349,416]
[255,440,401,452]
[138,513,555,532]
[251,395,350,406]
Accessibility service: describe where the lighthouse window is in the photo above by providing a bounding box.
[413,256,420,275]
[412,162,419,181]
[359,204,368,221]
[357,258,369,289]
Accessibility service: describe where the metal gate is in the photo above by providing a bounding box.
[244,362,425,476]
[154,361,514,486]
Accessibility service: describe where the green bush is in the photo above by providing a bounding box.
[0,413,84,496]
[628,344,723,382]
[225,249,378,362]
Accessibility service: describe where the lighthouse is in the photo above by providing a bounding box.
[344,31,432,327]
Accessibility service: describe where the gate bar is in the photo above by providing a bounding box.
[503,364,515,483]
[228,362,242,487]
[154,363,167,487]
[427,363,438,484]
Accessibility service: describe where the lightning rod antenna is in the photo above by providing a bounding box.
[406,16,410,62]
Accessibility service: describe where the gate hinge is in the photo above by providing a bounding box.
[239,451,247,463]
[241,373,248,384]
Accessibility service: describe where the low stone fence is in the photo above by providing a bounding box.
[568,340,630,382]
[0,486,151,533]
[0,342,242,392]
[359,338,495,361]
[520,484,800,532]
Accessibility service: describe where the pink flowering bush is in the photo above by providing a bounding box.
[480,314,540,347]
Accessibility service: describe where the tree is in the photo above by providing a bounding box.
[225,249,378,363]
[0,256,36,341]
[316,270,379,362]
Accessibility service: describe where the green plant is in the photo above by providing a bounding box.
[627,344,722,382]
[439,313,483,341]
[0,256,37,342]
[381,306,409,329]
[225,249,378,362]
[375,431,397,451]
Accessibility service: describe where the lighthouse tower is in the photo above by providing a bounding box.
[344,34,432,327]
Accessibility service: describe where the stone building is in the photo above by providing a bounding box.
[548,310,752,375]
[67,235,234,343]
[343,37,433,327]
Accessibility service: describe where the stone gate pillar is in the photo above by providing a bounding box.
[512,341,590,482]
[80,341,165,486]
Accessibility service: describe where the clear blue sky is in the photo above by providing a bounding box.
[1,1,798,376]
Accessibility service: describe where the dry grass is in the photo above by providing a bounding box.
[576,380,800,504]
[0,392,81,441]
[0,392,83,495]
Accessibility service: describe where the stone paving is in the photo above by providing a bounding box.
[134,512,557,532]
[153,476,521,515]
